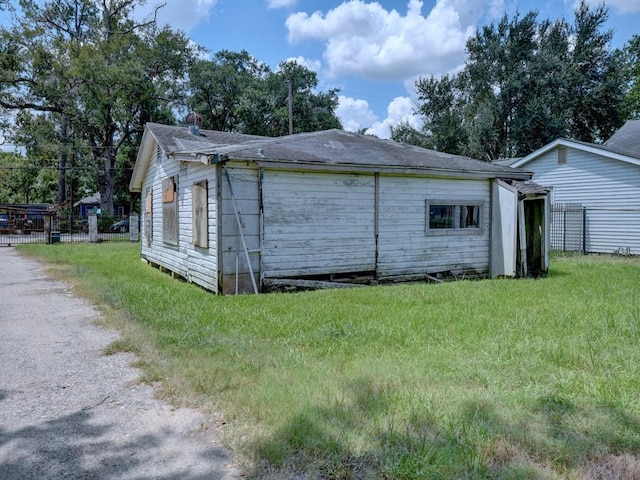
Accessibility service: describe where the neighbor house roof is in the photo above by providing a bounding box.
[131,123,532,192]
[510,135,640,170]
[603,119,640,159]
[72,192,125,207]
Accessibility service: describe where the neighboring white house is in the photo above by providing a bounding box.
[510,119,640,255]
[130,122,549,294]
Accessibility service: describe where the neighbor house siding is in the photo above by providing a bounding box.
[261,169,376,278]
[377,176,491,278]
[524,147,640,254]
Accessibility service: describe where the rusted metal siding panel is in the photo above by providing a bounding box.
[261,170,376,277]
[377,176,491,278]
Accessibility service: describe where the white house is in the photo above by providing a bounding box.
[130,122,549,294]
[510,119,640,255]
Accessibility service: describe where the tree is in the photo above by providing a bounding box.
[390,119,431,148]
[187,50,269,132]
[622,35,640,119]
[406,1,628,160]
[567,2,626,142]
[187,55,342,136]
[0,0,195,214]
[0,151,40,203]
[414,73,468,154]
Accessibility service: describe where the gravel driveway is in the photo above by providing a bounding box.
[0,247,240,479]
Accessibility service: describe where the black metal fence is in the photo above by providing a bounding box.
[0,206,138,246]
[550,204,586,253]
[550,204,640,255]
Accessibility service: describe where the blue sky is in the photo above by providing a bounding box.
[3,0,639,141]
[134,0,639,138]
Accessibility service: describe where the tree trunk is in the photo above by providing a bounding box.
[57,115,68,206]
[99,146,116,216]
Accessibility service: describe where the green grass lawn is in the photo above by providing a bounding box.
[19,243,640,479]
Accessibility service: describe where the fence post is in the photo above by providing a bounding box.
[88,212,98,243]
[582,207,587,254]
[129,213,139,242]
[45,214,52,244]
[563,207,567,252]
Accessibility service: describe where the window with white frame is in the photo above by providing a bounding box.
[427,201,483,233]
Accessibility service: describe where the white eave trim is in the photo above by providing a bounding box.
[511,138,640,169]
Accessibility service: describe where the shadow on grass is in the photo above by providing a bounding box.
[247,379,640,479]
[0,407,231,480]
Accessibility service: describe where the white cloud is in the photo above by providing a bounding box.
[336,96,378,132]
[338,94,422,140]
[285,0,495,80]
[267,0,297,8]
[366,96,421,139]
[134,0,218,32]
[577,0,640,14]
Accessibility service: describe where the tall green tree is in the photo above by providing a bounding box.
[414,73,468,154]
[567,2,626,142]
[187,55,342,136]
[0,151,41,203]
[400,1,628,160]
[0,0,195,214]
[622,35,640,119]
[187,50,269,133]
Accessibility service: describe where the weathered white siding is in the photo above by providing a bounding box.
[490,180,518,276]
[525,148,640,254]
[377,176,491,278]
[261,170,491,280]
[179,162,219,291]
[220,162,261,294]
[140,148,219,292]
[261,169,376,277]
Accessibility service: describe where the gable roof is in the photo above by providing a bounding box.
[604,119,640,158]
[510,136,640,170]
[130,123,532,192]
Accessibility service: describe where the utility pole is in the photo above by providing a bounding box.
[286,77,293,135]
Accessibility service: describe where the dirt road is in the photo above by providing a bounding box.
[0,247,240,479]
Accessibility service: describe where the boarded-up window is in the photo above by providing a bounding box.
[145,188,153,246]
[162,177,178,246]
[192,180,208,248]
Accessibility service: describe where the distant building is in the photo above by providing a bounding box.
[73,192,129,218]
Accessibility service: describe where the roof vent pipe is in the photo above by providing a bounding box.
[186,112,203,136]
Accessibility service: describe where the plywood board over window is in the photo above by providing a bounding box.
[162,176,178,246]
[192,180,208,248]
